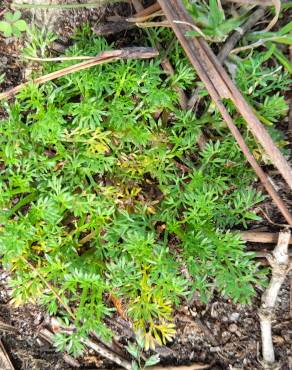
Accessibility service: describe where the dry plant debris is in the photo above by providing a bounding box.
[259,230,291,368]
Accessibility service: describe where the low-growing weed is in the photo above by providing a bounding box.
[0,11,27,37]
[0,25,289,357]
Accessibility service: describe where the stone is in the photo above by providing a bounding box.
[228,324,238,333]
[229,312,240,322]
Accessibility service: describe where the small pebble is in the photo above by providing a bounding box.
[228,324,238,333]
[229,312,240,322]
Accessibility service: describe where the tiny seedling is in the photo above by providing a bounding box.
[0,11,27,37]
[0,73,5,84]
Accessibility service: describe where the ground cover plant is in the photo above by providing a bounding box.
[0,20,290,362]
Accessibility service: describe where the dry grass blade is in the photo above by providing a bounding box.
[265,0,281,31]
[0,47,158,100]
[23,55,100,62]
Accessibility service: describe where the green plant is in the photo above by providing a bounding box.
[0,73,5,84]
[183,0,247,42]
[245,19,292,73]
[0,11,27,37]
[1,26,283,357]
[22,25,57,58]
[127,332,160,370]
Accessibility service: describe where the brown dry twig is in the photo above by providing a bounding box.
[0,339,15,370]
[93,3,161,36]
[0,320,17,333]
[259,229,291,367]
[0,47,158,100]
[38,328,81,368]
[188,7,266,113]
[217,7,265,63]
[157,0,292,226]
[240,231,292,244]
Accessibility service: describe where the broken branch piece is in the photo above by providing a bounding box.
[259,230,291,367]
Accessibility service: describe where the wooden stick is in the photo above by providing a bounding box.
[189,6,265,110]
[173,1,292,190]
[38,328,81,368]
[157,0,292,226]
[94,3,161,36]
[241,231,292,244]
[0,47,158,100]
[131,0,143,12]
[259,230,291,366]
[0,320,17,333]
[132,2,161,18]
[198,40,292,189]
[84,338,132,370]
[254,249,292,258]
[217,7,265,63]
[0,339,15,370]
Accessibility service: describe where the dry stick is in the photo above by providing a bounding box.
[94,20,135,36]
[198,41,292,189]
[0,320,17,333]
[258,230,291,367]
[157,0,292,226]
[217,7,265,63]
[83,339,132,370]
[240,231,292,244]
[0,47,158,100]
[0,339,15,370]
[166,0,292,191]
[254,249,292,258]
[94,3,161,36]
[38,328,81,368]
[132,1,161,18]
[131,0,143,12]
[181,4,292,189]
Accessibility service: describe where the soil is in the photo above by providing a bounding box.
[0,1,291,369]
[0,270,291,369]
